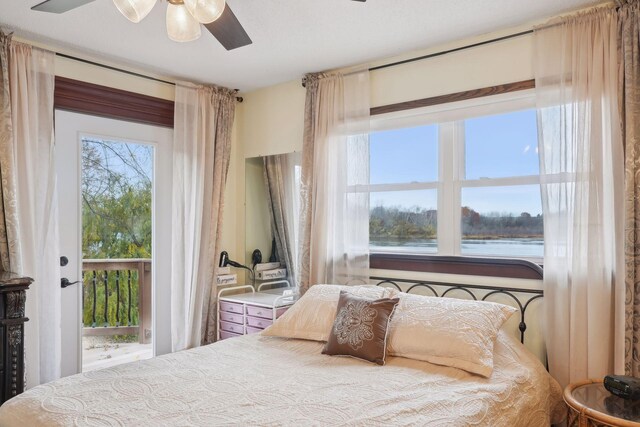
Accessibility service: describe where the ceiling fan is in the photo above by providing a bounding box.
[31,0,367,51]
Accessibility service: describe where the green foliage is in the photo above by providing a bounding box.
[82,140,152,259]
[81,139,152,330]
[370,205,543,241]
[461,206,543,239]
[370,205,437,240]
[82,271,140,327]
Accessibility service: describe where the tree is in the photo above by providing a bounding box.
[81,138,153,329]
[82,139,152,259]
[371,204,543,242]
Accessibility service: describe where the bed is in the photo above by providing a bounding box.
[0,279,564,426]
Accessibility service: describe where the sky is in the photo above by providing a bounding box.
[369,109,542,216]
[82,138,154,185]
[82,114,542,218]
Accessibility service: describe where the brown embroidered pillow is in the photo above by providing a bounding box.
[322,290,399,365]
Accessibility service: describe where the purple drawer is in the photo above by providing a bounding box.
[220,301,243,315]
[246,305,272,319]
[275,306,289,319]
[220,311,244,324]
[220,330,242,340]
[246,326,263,335]
[220,320,244,335]
[246,316,272,329]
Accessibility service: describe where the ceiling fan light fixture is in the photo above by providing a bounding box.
[166,2,202,42]
[113,0,157,23]
[183,0,225,24]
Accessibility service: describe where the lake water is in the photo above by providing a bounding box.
[370,238,543,258]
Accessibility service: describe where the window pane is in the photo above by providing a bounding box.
[81,137,154,369]
[465,109,539,179]
[370,125,438,184]
[461,185,543,257]
[370,190,437,253]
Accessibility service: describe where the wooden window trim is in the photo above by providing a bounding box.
[54,76,174,128]
[370,79,535,116]
[370,253,543,280]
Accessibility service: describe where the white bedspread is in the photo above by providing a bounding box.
[0,331,564,426]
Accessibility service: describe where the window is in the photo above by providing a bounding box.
[368,95,543,260]
[369,125,438,253]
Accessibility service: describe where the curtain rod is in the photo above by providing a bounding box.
[369,30,533,72]
[301,29,533,87]
[55,52,244,102]
[301,1,620,87]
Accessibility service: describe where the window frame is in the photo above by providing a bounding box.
[366,88,543,275]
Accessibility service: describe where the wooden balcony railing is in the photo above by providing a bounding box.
[82,259,152,344]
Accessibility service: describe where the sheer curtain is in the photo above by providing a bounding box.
[298,70,370,294]
[0,34,60,387]
[263,153,300,288]
[534,6,625,387]
[171,82,235,351]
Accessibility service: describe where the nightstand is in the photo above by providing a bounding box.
[565,379,640,426]
[216,282,297,340]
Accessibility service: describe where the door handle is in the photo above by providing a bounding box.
[61,278,80,288]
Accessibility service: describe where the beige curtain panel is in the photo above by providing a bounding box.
[171,82,235,351]
[298,71,370,295]
[534,5,625,387]
[0,32,19,274]
[618,0,640,376]
[0,30,60,388]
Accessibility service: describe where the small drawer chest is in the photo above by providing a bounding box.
[217,284,297,340]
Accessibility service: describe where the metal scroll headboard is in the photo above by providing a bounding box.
[373,276,544,347]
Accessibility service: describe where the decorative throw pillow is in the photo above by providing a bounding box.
[386,293,517,377]
[322,291,400,365]
[262,284,394,342]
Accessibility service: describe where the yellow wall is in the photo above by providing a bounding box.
[19,20,552,357]
[239,80,306,159]
[16,35,242,256]
[238,25,534,159]
[369,30,533,108]
[25,24,539,290]
[243,157,272,267]
[54,55,175,101]
[16,23,541,283]
[236,25,538,280]
[235,26,546,356]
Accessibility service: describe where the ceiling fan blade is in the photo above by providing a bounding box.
[31,0,96,13]
[204,4,252,51]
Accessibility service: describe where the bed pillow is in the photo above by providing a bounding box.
[387,293,517,377]
[322,291,400,365]
[262,284,393,341]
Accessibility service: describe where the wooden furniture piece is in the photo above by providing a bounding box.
[0,272,32,405]
[565,379,640,426]
[217,282,296,340]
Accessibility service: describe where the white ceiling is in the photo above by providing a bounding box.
[1,0,600,92]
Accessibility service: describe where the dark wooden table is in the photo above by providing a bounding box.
[0,272,32,405]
